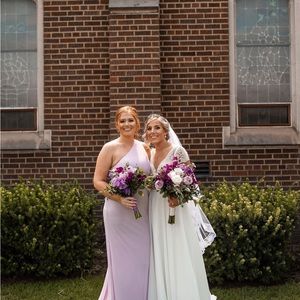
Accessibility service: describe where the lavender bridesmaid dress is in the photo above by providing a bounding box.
[99,140,150,300]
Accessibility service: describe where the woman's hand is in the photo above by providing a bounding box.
[119,196,137,209]
[168,196,179,208]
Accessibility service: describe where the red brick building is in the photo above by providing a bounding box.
[1,0,300,190]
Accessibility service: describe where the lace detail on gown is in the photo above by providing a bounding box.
[150,145,188,174]
[174,146,189,163]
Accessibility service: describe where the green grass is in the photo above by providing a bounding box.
[1,275,104,300]
[1,274,300,300]
[213,282,300,300]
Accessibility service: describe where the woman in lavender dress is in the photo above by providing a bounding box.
[93,106,151,300]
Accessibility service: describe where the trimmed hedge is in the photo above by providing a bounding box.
[1,180,98,278]
[200,181,300,284]
[1,179,299,284]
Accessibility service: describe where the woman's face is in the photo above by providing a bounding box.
[116,112,137,138]
[146,119,167,145]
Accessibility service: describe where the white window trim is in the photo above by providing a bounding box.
[1,0,51,150]
[224,0,300,146]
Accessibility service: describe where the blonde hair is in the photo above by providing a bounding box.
[143,114,170,142]
[115,106,141,138]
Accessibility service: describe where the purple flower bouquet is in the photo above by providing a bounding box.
[147,156,200,224]
[106,163,147,219]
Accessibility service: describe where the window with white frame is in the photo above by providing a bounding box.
[0,0,50,149]
[236,0,290,126]
[1,0,37,130]
[224,0,300,145]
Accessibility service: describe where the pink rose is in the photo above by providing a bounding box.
[183,176,193,185]
[155,180,164,190]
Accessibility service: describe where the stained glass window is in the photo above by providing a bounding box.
[236,0,290,126]
[1,0,37,131]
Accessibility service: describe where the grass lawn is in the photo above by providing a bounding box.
[1,275,103,300]
[1,274,300,300]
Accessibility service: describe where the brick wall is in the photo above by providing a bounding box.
[108,5,161,132]
[158,0,300,188]
[1,1,111,188]
[159,0,229,175]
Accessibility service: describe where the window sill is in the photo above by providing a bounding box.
[0,130,51,150]
[109,0,159,8]
[223,126,300,146]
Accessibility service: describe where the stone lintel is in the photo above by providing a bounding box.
[109,0,159,8]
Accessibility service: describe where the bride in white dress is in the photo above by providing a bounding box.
[144,114,217,300]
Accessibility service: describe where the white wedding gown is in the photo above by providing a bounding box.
[148,145,216,300]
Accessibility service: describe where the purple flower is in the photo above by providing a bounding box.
[107,162,146,197]
[183,175,193,185]
[154,179,164,190]
[106,162,147,219]
[111,177,128,189]
[151,157,200,203]
[147,156,202,224]
[115,166,124,173]
[123,187,131,196]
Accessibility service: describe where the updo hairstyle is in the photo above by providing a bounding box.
[143,114,170,142]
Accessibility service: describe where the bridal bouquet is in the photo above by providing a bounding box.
[106,163,147,219]
[146,155,200,224]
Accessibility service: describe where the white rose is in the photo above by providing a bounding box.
[169,171,182,186]
[126,165,136,173]
[174,168,184,176]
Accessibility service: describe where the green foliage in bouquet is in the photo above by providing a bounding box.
[199,180,300,285]
[1,179,98,278]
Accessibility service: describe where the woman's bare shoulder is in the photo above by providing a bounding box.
[101,139,119,152]
[95,141,118,165]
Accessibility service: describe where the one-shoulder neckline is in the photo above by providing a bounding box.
[111,140,136,169]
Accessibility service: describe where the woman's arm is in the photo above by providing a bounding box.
[93,143,113,194]
[143,142,151,160]
[93,143,137,208]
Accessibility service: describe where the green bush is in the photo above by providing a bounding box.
[1,180,98,278]
[199,180,300,285]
